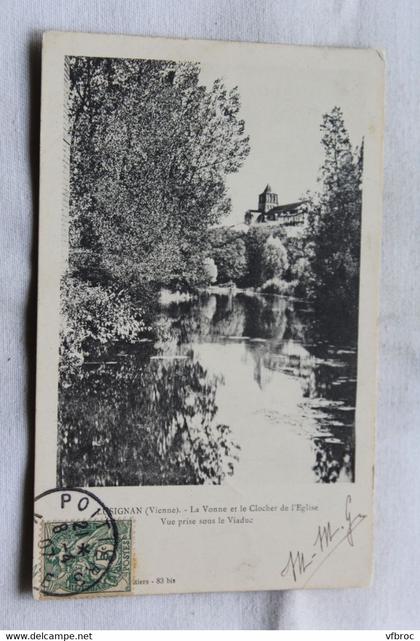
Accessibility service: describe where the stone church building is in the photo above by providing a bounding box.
[244,184,306,228]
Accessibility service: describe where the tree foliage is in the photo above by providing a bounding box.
[203,257,218,284]
[208,227,248,284]
[67,56,250,289]
[243,224,286,287]
[261,235,289,281]
[307,106,363,312]
[59,275,150,378]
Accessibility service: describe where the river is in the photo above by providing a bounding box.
[58,289,357,487]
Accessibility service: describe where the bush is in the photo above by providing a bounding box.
[208,228,248,284]
[243,224,287,286]
[203,257,218,284]
[59,274,150,376]
[261,235,289,281]
[260,277,296,296]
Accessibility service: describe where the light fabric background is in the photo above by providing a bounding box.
[1,0,419,630]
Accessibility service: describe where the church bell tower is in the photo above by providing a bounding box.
[258,184,279,214]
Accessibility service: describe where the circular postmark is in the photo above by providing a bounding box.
[34,488,119,597]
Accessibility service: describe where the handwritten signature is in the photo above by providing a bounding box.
[280,495,367,585]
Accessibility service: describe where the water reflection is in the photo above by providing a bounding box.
[58,353,239,486]
[58,290,356,486]
[159,290,356,483]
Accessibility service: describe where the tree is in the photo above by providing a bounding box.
[244,224,286,287]
[261,235,289,281]
[209,228,248,284]
[307,107,363,312]
[203,257,218,284]
[67,57,250,290]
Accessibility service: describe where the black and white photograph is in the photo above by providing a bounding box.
[58,51,364,488]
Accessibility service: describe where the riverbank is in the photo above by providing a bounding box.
[206,283,312,306]
[58,287,356,486]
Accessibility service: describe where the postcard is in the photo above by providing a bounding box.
[33,31,384,598]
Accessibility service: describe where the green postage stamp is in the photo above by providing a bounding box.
[40,519,132,597]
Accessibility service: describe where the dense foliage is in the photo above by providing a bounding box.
[59,56,250,485]
[304,107,363,312]
[208,223,303,294]
[207,227,248,284]
[68,56,250,291]
[261,235,289,281]
[59,275,151,377]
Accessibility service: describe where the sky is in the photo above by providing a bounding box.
[198,46,368,226]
